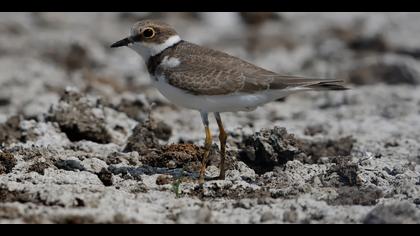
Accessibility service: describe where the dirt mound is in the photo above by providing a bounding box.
[48,89,112,144]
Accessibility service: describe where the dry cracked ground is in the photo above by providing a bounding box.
[0,12,420,224]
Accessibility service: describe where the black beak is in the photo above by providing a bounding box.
[110,37,132,48]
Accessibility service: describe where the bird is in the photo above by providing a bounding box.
[111,20,348,184]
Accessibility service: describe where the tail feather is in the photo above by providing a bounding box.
[304,80,349,91]
[269,75,349,91]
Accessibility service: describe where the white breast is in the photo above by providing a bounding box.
[150,75,304,113]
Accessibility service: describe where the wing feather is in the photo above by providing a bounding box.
[161,42,347,95]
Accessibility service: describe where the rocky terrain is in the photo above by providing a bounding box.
[0,12,419,224]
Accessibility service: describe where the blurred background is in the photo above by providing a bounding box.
[0,12,419,136]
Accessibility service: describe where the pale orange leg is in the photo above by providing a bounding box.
[199,112,212,184]
[215,112,227,180]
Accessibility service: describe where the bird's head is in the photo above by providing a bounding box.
[111,20,181,60]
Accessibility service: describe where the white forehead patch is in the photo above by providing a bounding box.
[161,56,181,68]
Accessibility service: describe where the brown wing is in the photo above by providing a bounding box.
[163,42,346,95]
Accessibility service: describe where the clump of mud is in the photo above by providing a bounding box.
[239,127,302,174]
[238,126,354,174]
[0,116,22,145]
[124,118,172,154]
[299,136,355,164]
[113,96,150,122]
[48,88,112,144]
[156,144,202,170]
[27,161,52,175]
[327,156,359,186]
[0,152,17,174]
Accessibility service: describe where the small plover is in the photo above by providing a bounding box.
[111,20,348,183]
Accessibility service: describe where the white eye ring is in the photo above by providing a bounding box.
[142,28,155,38]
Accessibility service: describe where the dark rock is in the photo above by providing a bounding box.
[54,159,85,172]
[97,168,113,186]
[363,202,420,224]
[0,152,17,174]
[49,89,112,144]
[74,198,85,207]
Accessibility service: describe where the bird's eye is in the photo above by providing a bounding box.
[143,28,155,38]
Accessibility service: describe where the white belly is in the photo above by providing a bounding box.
[150,77,304,113]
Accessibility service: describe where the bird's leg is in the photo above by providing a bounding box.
[199,112,212,184]
[214,112,227,180]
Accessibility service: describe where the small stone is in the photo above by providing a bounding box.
[167,160,177,169]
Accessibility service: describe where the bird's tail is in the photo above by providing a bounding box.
[271,75,349,91]
[304,79,349,91]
